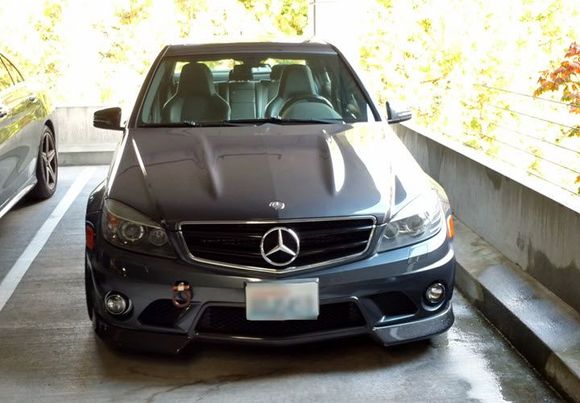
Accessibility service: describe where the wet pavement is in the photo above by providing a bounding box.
[0,167,561,402]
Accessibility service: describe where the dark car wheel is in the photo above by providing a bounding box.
[30,126,58,200]
[85,262,95,321]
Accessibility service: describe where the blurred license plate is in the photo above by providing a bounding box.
[246,280,319,321]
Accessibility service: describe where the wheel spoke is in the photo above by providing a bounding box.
[47,165,56,184]
[47,149,56,163]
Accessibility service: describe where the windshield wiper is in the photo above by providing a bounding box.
[182,120,245,127]
[139,117,344,128]
[140,120,245,128]
[225,117,345,125]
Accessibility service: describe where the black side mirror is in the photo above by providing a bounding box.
[94,107,123,131]
[386,102,412,124]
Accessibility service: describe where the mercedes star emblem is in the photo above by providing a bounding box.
[260,227,300,266]
[268,201,286,210]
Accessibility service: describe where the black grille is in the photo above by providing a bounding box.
[196,302,366,338]
[369,292,418,317]
[180,218,375,269]
[138,300,187,328]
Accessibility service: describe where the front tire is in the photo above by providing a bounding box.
[30,126,58,200]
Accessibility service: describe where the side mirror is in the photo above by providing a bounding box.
[94,107,123,131]
[386,102,412,124]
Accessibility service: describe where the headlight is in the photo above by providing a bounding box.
[102,199,175,258]
[377,190,443,252]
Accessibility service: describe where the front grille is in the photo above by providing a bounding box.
[196,302,366,338]
[180,218,375,270]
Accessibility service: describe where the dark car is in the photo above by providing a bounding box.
[0,52,58,217]
[85,41,455,353]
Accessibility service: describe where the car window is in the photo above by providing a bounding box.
[1,56,23,84]
[0,59,13,91]
[139,51,377,126]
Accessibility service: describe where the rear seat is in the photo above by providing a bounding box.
[216,64,287,119]
[218,81,260,119]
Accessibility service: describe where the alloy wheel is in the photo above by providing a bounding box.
[40,131,57,190]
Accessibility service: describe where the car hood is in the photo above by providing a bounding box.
[105,123,427,227]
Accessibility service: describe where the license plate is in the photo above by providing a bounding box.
[246,280,319,321]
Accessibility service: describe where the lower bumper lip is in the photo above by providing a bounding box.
[93,303,454,354]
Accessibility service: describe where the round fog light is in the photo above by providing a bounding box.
[104,293,130,315]
[425,282,446,304]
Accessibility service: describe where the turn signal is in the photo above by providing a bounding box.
[447,215,455,239]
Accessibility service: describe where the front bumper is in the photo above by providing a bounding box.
[87,228,455,354]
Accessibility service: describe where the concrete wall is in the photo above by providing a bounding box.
[394,124,580,313]
[53,106,120,165]
[53,106,120,147]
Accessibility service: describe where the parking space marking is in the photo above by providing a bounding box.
[0,167,96,312]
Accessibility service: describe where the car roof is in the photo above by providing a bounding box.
[164,40,338,57]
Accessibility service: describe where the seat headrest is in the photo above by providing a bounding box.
[178,63,215,96]
[270,64,286,80]
[277,65,316,98]
[229,64,253,81]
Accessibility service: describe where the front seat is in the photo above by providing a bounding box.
[264,64,317,118]
[163,63,230,122]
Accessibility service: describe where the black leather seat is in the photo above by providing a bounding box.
[218,64,259,119]
[270,64,286,81]
[262,64,286,104]
[218,81,258,119]
[264,65,317,118]
[163,63,230,122]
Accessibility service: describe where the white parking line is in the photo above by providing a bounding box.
[0,167,95,312]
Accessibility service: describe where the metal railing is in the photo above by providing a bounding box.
[413,83,580,196]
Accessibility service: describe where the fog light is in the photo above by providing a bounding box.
[425,282,446,304]
[104,292,130,315]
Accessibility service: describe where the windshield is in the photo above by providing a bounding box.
[138,51,377,127]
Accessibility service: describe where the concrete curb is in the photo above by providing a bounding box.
[454,220,580,402]
[58,145,115,166]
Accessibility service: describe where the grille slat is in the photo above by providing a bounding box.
[182,230,263,239]
[196,302,366,338]
[289,225,374,239]
[298,240,369,257]
[181,217,375,271]
[191,247,262,258]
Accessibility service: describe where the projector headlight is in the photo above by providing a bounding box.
[102,199,175,258]
[378,190,443,252]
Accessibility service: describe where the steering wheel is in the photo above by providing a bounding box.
[278,94,335,117]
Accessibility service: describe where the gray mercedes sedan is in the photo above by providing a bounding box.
[85,41,455,353]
